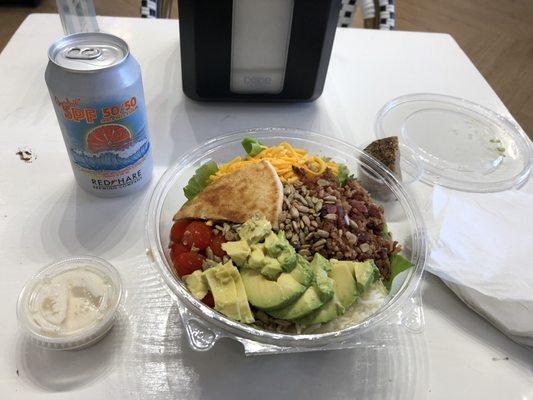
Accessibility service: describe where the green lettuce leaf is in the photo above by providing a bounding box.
[382,224,392,241]
[183,161,219,200]
[337,163,350,186]
[242,137,267,157]
[386,254,413,291]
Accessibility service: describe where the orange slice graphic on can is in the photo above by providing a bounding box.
[86,124,132,153]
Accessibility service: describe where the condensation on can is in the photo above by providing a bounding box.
[45,32,153,197]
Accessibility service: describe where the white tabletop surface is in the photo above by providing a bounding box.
[1,14,531,400]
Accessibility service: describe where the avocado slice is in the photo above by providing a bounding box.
[241,256,312,311]
[265,256,324,320]
[295,292,345,325]
[260,257,283,280]
[290,255,313,287]
[329,260,358,309]
[278,246,297,272]
[352,259,380,294]
[247,243,266,270]
[183,270,208,300]
[264,231,284,257]
[264,231,297,272]
[237,216,271,244]
[296,260,358,325]
[267,255,332,320]
[240,268,307,311]
[230,263,255,324]
[244,243,283,280]
[310,254,334,302]
[221,239,251,267]
[203,261,254,323]
[267,286,325,320]
[204,263,241,321]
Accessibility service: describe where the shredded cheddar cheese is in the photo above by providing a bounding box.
[211,142,338,183]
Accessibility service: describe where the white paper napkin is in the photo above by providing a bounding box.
[424,181,533,347]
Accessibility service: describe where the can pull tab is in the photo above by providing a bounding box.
[66,47,102,60]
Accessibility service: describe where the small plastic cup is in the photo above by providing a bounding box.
[16,256,123,351]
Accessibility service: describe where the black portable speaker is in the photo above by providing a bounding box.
[178,0,341,102]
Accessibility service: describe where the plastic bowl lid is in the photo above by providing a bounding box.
[16,256,122,350]
[375,93,532,192]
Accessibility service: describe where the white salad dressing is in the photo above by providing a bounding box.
[28,267,114,336]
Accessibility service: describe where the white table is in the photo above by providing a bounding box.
[1,14,531,400]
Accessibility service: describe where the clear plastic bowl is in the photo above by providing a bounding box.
[146,128,428,353]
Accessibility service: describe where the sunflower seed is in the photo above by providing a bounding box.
[202,259,218,270]
[290,207,299,218]
[313,239,327,248]
[302,215,311,226]
[295,193,307,205]
[299,249,311,256]
[305,232,315,241]
[317,179,330,187]
[299,231,306,242]
[317,229,330,238]
[324,213,337,220]
[292,221,299,231]
[285,232,293,239]
[310,220,319,228]
[296,204,311,213]
[323,195,337,201]
[348,218,358,230]
[314,200,323,212]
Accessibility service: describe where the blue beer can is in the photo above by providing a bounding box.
[45,32,153,197]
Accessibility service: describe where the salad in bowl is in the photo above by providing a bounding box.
[152,131,425,338]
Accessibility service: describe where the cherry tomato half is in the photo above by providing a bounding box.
[210,234,226,258]
[182,221,213,250]
[170,219,191,243]
[173,252,205,277]
[170,242,189,261]
[201,292,215,308]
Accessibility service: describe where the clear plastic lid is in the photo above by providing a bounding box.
[17,256,123,350]
[375,93,532,192]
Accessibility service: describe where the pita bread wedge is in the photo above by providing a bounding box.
[174,160,283,228]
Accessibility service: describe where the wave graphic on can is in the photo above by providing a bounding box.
[70,138,150,171]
